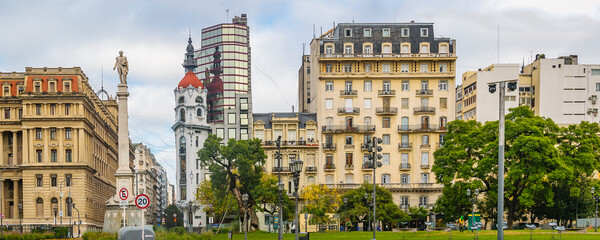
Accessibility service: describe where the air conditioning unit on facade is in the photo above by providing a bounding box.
[588,108,598,116]
[589,95,598,104]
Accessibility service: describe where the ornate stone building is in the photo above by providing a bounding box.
[0,67,119,232]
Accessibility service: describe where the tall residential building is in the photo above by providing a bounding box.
[173,37,211,231]
[197,14,253,140]
[132,143,166,225]
[0,67,119,232]
[298,55,311,113]
[301,22,457,209]
[155,164,168,224]
[252,112,318,231]
[458,55,600,125]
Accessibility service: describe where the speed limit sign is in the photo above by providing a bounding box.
[135,194,150,209]
[119,188,129,200]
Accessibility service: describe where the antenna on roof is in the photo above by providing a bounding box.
[313,24,315,38]
[189,27,191,38]
[226,9,229,21]
[97,66,109,100]
[352,17,354,23]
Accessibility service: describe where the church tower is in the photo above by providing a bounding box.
[172,36,211,231]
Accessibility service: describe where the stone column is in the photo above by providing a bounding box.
[13,179,19,219]
[22,129,28,164]
[58,128,64,163]
[73,129,78,163]
[115,83,134,201]
[78,128,84,163]
[12,131,18,165]
[0,180,3,216]
[43,128,49,164]
[0,131,4,166]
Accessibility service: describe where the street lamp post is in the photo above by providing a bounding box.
[18,203,22,233]
[276,136,283,240]
[592,187,598,232]
[367,136,382,240]
[467,189,480,240]
[290,158,303,240]
[73,203,81,237]
[242,193,249,240]
[343,198,348,232]
[0,166,9,240]
[488,80,517,240]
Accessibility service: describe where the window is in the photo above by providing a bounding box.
[307,129,316,141]
[325,45,333,54]
[439,63,448,72]
[35,82,41,92]
[228,113,236,124]
[178,97,185,104]
[216,128,224,139]
[364,98,372,109]
[50,128,56,139]
[382,28,390,37]
[383,81,391,92]
[401,174,410,184]
[401,44,410,54]
[401,63,409,72]
[288,129,296,141]
[64,81,71,92]
[422,135,429,145]
[345,153,353,166]
[401,196,409,208]
[440,45,448,54]
[254,130,263,141]
[51,174,57,187]
[364,45,372,54]
[325,175,334,184]
[440,116,448,129]
[344,64,352,72]
[439,81,448,91]
[326,81,333,91]
[592,69,600,75]
[307,176,315,185]
[3,108,9,119]
[402,80,409,91]
[326,117,333,127]
[420,63,428,72]
[36,104,42,115]
[382,134,390,145]
[382,64,390,73]
[364,28,371,37]
[382,45,391,54]
[50,104,56,115]
[364,116,371,125]
[66,149,72,162]
[65,103,71,115]
[382,117,390,128]
[36,128,42,139]
[421,152,429,167]
[345,28,352,37]
[344,45,353,54]
[228,128,236,139]
[401,28,409,37]
[2,86,9,96]
[196,108,202,117]
[402,98,409,109]
[195,96,203,104]
[18,86,23,95]
[364,81,372,91]
[325,64,332,73]
[36,174,43,187]
[345,174,354,184]
[365,63,372,73]
[36,198,44,217]
[51,149,57,162]
[345,81,353,92]
[420,28,428,37]
[401,117,409,130]
[49,82,56,92]
[439,134,446,147]
[363,174,372,183]
[325,98,333,109]
[419,196,428,207]
[440,98,447,109]
[65,128,72,139]
[382,174,391,184]
[420,44,429,53]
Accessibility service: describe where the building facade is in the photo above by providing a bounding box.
[173,37,211,231]
[197,14,253,141]
[458,55,600,125]
[301,22,457,209]
[0,67,119,232]
[132,143,166,226]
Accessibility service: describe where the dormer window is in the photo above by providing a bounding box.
[401,43,410,54]
[401,28,409,37]
[364,28,371,37]
[64,81,71,92]
[344,28,352,37]
[325,45,333,55]
[420,43,430,53]
[382,28,390,37]
[17,86,23,95]
[195,96,203,104]
[420,28,429,37]
[3,86,9,97]
[344,44,353,55]
[34,82,41,93]
[49,81,56,92]
[178,97,185,104]
[439,44,448,54]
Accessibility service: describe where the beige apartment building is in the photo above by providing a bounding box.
[299,22,457,209]
[0,67,120,233]
[133,143,163,226]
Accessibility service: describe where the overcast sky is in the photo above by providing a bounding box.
[2,0,600,184]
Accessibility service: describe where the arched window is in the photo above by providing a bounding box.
[307,176,315,185]
[178,97,185,104]
[180,109,185,122]
[36,198,44,217]
[65,197,72,217]
[440,116,447,129]
[197,108,202,117]
[179,136,186,154]
[195,96,203,104]
[51,198,58,218]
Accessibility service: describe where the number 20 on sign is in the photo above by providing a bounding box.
[135,194,150,209]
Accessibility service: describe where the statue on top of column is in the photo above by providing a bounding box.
[113,50,129,84]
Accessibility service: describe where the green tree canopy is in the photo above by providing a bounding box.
[337,183,409,227]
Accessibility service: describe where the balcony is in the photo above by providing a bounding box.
[362,163,373,170]
[345,164,354,170]
[321,183,443,191]
[322,124,376,133]
[324,163,336,171]
[413,106,436,115]
[344,144,354,149]
[378,90,396,97]
[397,124,446,133]
[340,90,358,97]
[263,140,319,147]
[360,143,370,151]
[416,89,434,96]
[319,53,457,59]
[420,144,431,149]
[421,164,430,169]
[376,107,398,115]
[272,167,291,173]
[305,166,317,172]
[337,107,360,115]
[399,163,411,170]
[322,143,337,151]
[398,143,412,151]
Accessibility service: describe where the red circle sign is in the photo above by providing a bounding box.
[0,213,4,219]
[135,194,150,209]
[119,188,129,200]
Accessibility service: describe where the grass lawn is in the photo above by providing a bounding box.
[212,230,600,240]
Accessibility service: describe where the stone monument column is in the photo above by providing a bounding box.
[114,83,134,202]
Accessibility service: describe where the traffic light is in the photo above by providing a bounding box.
[507,81,517,91]
[488,83,497,93]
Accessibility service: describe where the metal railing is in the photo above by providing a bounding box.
[322,143,336,150]
[322,124,375,133]
[398,124,445,132]
[399,163,411,170]
[345,164,354,170]
[263,140,318,146]
[398,143,412,150]
[421,164,430,169]
[319,53,456,58]
[305,166,317,172]
[420,144,431,149]
[413,106,436,114]
[324,163,336,170]
[337,107,360,114]
[323,183,442,190]
[272,167,291,172]
[340,90,358,96]
[416,89,434,96]
[378,90,396,96]
[376,107,398,115]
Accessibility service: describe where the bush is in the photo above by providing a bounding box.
[83,232,117,240]
[171,226,186,235]
[53,227,69,239]
[2,233,55,240]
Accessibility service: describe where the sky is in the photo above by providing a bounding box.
[2,0,600,184]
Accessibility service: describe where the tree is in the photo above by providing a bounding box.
[337,183,409,229]
[197,134,267,231]
[301,184,341,229]
[164,204,183,229]
[252,174,294,224]
[433,106,571,228]
[195,180,235,226]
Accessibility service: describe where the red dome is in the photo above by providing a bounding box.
[177,71,204,89]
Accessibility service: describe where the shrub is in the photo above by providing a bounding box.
[83,232,117,240]
[171,226,186,235]
[53,227,69,239]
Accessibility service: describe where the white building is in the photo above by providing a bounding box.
[173,37,211,232]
